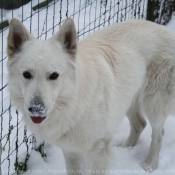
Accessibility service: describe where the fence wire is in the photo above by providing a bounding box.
[1,0,148,174]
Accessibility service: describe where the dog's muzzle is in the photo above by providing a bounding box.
[28,96,46,124]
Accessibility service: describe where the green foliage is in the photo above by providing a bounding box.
[14,153,30,174]
[13,141,47,174]
[35,143,47,158]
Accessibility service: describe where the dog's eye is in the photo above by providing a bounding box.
[23,71,32,79]
[49,72,59,80]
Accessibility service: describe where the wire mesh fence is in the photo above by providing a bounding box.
[1,0,169,174]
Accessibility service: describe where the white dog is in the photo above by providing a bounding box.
[7,18,175,174]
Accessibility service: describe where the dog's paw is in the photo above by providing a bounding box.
[121,140,136,148]
[116,141,131,147]
[142,161,157,173]
[121,141,130,148]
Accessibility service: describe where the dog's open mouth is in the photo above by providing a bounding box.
[30,116,46,124]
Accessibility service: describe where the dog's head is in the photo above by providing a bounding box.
[7,18,77,125]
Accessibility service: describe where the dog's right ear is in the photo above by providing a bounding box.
[7,18,32,58]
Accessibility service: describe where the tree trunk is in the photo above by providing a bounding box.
[146,0,175,25]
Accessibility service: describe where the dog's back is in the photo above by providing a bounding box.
[77,20,175,172]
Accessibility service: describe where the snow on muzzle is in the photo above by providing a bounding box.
[28,96,46,124]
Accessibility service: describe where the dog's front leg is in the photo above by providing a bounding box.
[83,139,113,175]
[63,150,82,175]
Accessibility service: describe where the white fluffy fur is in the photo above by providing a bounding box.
[7,18,175,174]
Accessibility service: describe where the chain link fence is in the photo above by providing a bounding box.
[1,0,172,174]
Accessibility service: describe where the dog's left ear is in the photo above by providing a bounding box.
[55,18,77,55]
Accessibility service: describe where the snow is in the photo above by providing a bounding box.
[167,12,175,33]
[1,0,175,175]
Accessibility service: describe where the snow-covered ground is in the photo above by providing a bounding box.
[1,0,175,175]
[23,115,175,175]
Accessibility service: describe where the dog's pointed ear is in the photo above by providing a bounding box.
[55,18,77,55]
[7,18,32,58]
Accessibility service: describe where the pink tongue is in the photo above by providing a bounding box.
[31,116,44,124]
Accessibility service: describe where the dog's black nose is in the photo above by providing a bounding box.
[28,107,33,113]
[28,104,45,114]
[28,96,45,115]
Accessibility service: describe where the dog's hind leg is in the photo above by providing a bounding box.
[142,115,165,173]
[122,106,147,147]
